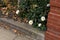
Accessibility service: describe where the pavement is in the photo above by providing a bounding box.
[0,18,45,40]
[0,27,34,40]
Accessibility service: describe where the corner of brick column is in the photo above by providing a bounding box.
[45,0,60,40]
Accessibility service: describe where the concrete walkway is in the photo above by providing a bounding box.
[0,27,33,40]
[0,18,45,40]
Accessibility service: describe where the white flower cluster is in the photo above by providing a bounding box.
[28,16,45,27]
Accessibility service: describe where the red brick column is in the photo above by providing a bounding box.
[45,0,60,40]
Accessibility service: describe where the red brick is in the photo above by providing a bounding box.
[50,0,60,3]
[50,0,60,7]
[47,23,60,32]
[48,12,60,22]
[50,7,60,14]
[45,35,54,40]
[47,28,60,36]
[48,18,60,26]
[48,16,60,25]
[46,0,60,40]
[49,12,60,19]
[53,0,60,3]
[45,34,54,40]
[45,31,60,40]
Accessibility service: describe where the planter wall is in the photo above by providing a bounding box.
[45,0,60,40]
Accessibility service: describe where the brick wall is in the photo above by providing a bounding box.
[45,0,60,40]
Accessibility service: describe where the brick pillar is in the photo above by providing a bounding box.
[45,0,60,40]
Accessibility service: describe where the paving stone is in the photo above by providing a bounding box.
[0,18,45,40]
[0,28,16,40]
[15,35,33,40]
[0,27,34,40]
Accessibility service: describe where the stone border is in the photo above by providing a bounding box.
[0,18,45,40]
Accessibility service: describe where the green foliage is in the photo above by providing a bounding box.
[9,0,18,6]
[19,0,50,31]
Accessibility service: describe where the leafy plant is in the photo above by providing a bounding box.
[19,0,50,31]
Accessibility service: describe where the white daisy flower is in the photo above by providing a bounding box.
[34,4,38,7]
[41,16,45,21]
[33,4,38,8]
[47,4,50,7]
[38,23,42,27]
[16,10,20,14]
[29,20,33,25]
